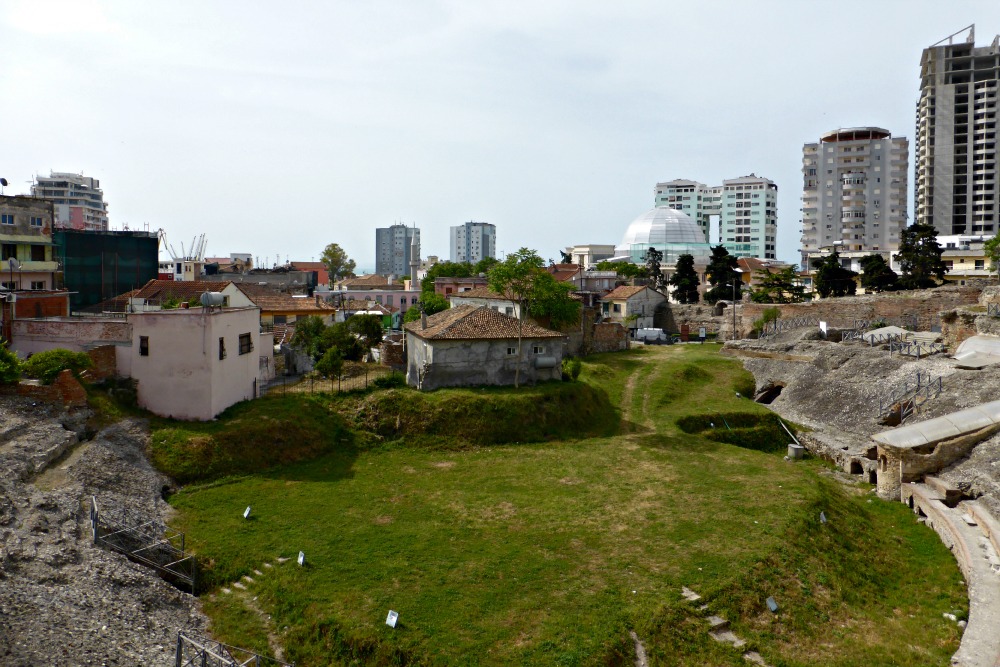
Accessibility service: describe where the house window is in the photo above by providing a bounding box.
[1,244,15,260]
[139,336,149,356]
[613,303,622,313]
[31,245,46,261]
[0,281,14,290]
[0,214,13,225]
[30,216,43,227]
[533,345,543,354]
[239,332,253,355]
[30,281,44,290]
[975,259,985,270]
[219,337,227,360]
[506,347,516,355]
[273,315,287,325]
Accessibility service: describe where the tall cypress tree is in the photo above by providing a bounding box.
[668,254,700,303]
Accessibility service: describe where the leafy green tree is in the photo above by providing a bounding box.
[859,254,899,293]
[668,253,700,303]
[161,296,181,310]
[314,346,343,379]
[474,257,499,275]
[321,322,366,361]
[750,267,806,304]
[420,261,472,294]
[594,261,644,279]
[0,342,20,385]
[22,349,93,384]
[897,223,946,290]
[704,246,741,304]
[320,243,357,282]
[986,236,1000,281]
[489,248,579,388]
[644,247,666,289]
[558,250,573,264]
[812,251,858,298]
[291,315,328,360]
[348,314,384,349]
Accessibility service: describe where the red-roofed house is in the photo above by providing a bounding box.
[601,285,667,329]
[404,305,564,390]
[447,286,519,317]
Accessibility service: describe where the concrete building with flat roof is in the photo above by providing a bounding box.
[450,221,495,264]
[375,224,420,276]
[31,172,109,232]
[653,175,776,260]
[915,25,1000,237]
[800,127,909,269]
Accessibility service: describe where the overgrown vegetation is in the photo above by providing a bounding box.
[0,341,20,385]
[751,306,782,337]
[21,348,93,384]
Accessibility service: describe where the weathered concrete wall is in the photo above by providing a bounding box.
[406,334,562,390]
[589,322,627,353]
[11,318,131,356]
[659,303,725,336]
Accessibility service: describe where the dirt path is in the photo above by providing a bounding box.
[621,346,676,433]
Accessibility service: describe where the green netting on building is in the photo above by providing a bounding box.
[54,230,159,311]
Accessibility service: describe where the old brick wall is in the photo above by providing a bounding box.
[380,339,405,371]
[0,370,88,408]
[659,304,725,336]
[740,285,982,337]
[14,293,70,319]
[85,345,118,381]
[589,322,627,353]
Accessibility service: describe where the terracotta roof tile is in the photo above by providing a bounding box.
[338,274,389,288]
[404,305,563,341]
[232,283,336,313]
[131,279,232,303]
[602,285,655,301]
[449,286,507,300]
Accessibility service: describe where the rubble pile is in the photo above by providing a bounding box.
[0,396,206,666]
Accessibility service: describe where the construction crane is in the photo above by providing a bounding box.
[158,231,207,262]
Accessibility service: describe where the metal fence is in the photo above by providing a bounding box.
[878,371,943,423]
[90,496,197,594]
[889,340,947,359]
[757,317,820,339]
[175,632,294,667]
[989,303,1000,317]
[852,315,919,331]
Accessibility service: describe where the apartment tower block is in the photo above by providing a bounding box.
[800,128,909,268]
[375,224,420,277]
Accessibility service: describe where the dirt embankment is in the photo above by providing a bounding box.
[0,396,206,666]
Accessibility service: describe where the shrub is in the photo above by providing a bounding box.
[22,349,93,384]
[0,342,20,385]
[372,371,405,389]
[561,357,582,381]
[751,307,781,337]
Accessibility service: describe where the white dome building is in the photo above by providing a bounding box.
[614,206,713,265]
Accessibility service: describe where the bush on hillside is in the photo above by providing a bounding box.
[750,307,781,338]
[0,342,20,385]
[561,357,582,381]
[372,372,405,389]
[22,349,93,385]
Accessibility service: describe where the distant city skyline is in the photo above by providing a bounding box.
[4,2,1000,269]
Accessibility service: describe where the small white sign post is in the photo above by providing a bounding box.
[386,610,399,628]
[819,321,828,337]
[243,506,251,519]
[297,551,305,566]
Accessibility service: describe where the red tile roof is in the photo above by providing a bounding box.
[338,274,389,288]
[404,305,563,341]
[449,286,508,300]
[602,285,657,301]
[131,279,232,303]
[548,264,582,283]
[232,283,336,313]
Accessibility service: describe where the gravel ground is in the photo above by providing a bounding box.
[0,396,207,667]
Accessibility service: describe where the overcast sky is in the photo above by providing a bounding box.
[4,1,1000,271]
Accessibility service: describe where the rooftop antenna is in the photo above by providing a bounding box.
[0,178,7,194]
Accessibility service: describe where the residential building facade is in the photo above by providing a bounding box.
[0,196,59,291]
[653,175,777,260]
[600,285,667,330]
[450,221,496,264]
[800,127,909,269]
[375,224,420,276]
[31,172,109,231]
[915,26,1000,238]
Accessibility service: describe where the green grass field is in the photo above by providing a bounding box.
[165,344,966,666]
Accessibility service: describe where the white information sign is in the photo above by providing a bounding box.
[698,327,706,338]
[386,610,399,628]
[243,506,251,519]
[819,321,828,335]
[297,551,305,566]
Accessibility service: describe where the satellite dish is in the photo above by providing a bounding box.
[0,178,8,186]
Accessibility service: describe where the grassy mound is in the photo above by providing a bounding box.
[345,381,618,447]
[676,411,794,453]
[149,395,353,484]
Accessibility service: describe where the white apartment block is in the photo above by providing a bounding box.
[800,128,909,269]
[375,224,420,276]
[915,26,1000,237]
[450,221,496,264]
[31,172,109,232]
[653,175,776,260]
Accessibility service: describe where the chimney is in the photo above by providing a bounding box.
[421,311,427,330]
[315,294,320,307]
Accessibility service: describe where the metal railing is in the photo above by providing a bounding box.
[865,332,906,346]
[889,340,947,359]
[175,632,294,667]
[852,315,919,331]
[878,371,943,423]
[91,496,197,594]
[757,317,820,339]
[989,303,1000,317]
